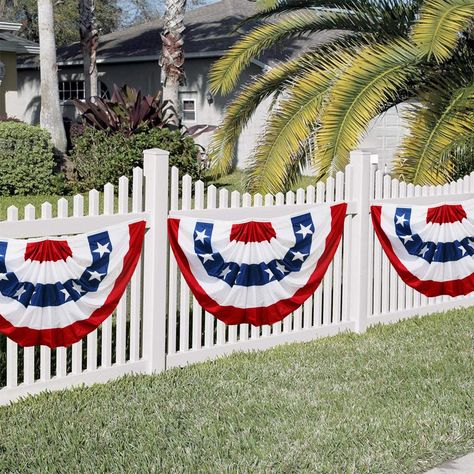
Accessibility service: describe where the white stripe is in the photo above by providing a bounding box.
[178,206,333,308]
[381,205,474,282]
[0,222,131,329]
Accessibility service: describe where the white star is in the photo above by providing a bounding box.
[396,214,407,226]
[419,245,429,257]
[14,285,27,299]
[401,234,413,244]
[296,223,313,239]
[291,251,307,262]
[0,273,8,281]
[194,229,208,244]
[71,282,83,295]
[469,240,474,250]
[88,270,104,281]
[458,245,467,256]
[275,262,287,274]
[220,266,232,279]
[265,268,274,280]
[60,288,70,300]
[200,253,214,263]
[93,242,111,258]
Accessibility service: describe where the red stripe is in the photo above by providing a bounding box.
[230,221,276,243]
[168,204,347,326]
[371,206,474,297]
[25,240,73,262]
[426,204,466,224]
[0,220,146,348]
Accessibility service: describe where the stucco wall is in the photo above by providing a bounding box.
[0,51,18,117]
[16,58,269,168]
[16,59,408,170]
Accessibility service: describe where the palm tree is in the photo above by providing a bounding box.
[79,0,99,98]
[208,0,474,193]
[160,0,186,124]
[38,0,67,153]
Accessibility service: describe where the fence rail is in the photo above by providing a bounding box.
[1,148,473,404]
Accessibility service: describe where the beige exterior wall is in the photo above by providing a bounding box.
[16,58,408,170]
[16,58,270,167]
[0,51,18,117]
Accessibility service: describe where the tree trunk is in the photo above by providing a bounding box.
[160,0,186,125]
[38,0,67,153]
[79,0,99,98]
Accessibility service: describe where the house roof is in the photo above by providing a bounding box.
[19,0,339,68]
[0,21,39,54]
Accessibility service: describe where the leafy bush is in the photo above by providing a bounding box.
[73,84,173,136]
[0,122,60,195]
[70,127,201,191]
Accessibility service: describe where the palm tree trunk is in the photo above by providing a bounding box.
[37,0,67,153]
[79,0,99,98]
[160,0,186,125]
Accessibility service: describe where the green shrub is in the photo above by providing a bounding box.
[0,122,58,195]
[70,127,202,191]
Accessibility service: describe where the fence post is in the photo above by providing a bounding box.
[350,150,372,333]
[143,148,169,373]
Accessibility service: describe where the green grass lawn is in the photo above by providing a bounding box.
[0,308,473,472]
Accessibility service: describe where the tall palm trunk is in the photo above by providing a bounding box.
[38,0,67,153]
[79,0,98,98]
[160,0,186,125]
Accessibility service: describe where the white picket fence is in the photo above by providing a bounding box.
[1,148,473,404]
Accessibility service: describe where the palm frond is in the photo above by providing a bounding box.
[248,0,419,37]
[245,51,353,193]
[209,9,361,96]
[315,39,419,176]
[412,0,474,62]
[208,54,312,176]
[393,80,474,184]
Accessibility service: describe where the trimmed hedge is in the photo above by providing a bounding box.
[0,122,58,195]
[70,128,202,191]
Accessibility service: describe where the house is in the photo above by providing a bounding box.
[0,21,39,118]
[14,0,406,169]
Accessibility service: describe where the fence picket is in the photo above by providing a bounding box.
[333,172,344,323]
[101,185,114,367]
[6,206,18,389]
[204,185,217,347]
[54,199,68,378]
[167,167,179,355]
[22,204,36,385]
[302,186,315,329]
[216,188,229,345]
[179,175,192,352]
[116,178,128,365]
[389,179,399,312]
[38,202,52,381]
[192,181,205,350]
[381,175,391,314]
[230,190,242,342]
[87,190,99,370]
[341,166,353,322]
[71,195,84,375]
[283,191,295,333]
[313,182,325,326]
[130,167,143,361]
[323,177,335,325]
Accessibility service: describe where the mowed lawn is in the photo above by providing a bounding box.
[0,308,473,473]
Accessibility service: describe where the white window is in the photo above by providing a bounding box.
[182,99,196,122]
[59,80,85,101]
[59,80,110,101]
